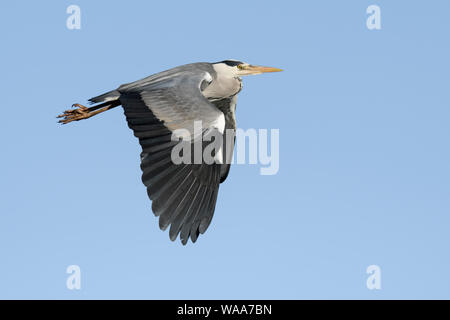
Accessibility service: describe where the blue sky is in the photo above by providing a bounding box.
[0,0,449,299]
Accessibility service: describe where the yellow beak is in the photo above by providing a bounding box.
[239,64,283,75]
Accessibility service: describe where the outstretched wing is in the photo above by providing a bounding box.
[119,67,225,245]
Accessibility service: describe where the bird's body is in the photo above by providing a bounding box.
[58,60,281,244]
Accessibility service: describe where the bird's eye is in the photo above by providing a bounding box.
[237,64,245,70]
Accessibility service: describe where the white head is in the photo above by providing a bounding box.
[212,60,283,78]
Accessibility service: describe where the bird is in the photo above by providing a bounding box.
[57,60,282,244]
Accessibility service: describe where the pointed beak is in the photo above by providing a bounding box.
[239,64,283,75]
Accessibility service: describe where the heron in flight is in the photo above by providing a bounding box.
[57,60,282,244]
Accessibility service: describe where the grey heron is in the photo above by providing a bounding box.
[57,60,282,244]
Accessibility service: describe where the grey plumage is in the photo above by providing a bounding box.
[59,60,282,244]
[122,91,223,245]
[213,95,238,182]
[91,63,237,244]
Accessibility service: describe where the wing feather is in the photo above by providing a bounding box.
[119,67,224,244]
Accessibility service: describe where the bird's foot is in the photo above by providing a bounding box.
[57,104,91,124]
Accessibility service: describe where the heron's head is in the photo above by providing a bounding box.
[213,60,283,78]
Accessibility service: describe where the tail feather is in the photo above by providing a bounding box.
[89,90,121,104]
